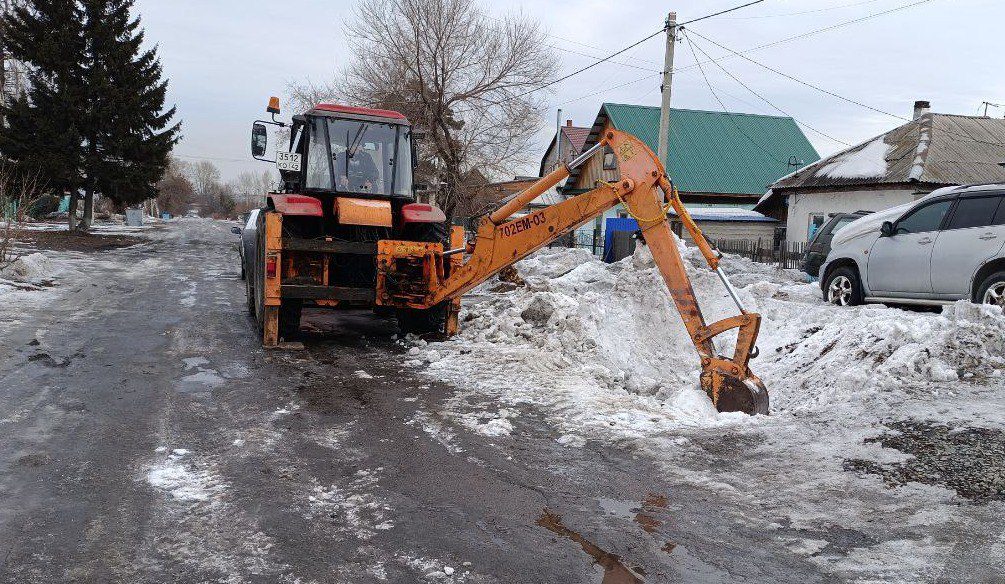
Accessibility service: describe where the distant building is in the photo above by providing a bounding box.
[554,103,818,248]
[540,120,591,177]
[756,101,1005,242]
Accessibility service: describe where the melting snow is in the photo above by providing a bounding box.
[405,243,1005,581]
[818,136,891,179]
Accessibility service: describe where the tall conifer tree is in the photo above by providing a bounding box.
[80,0,178,226]
[1,0,87,227]
[0,0,178,229]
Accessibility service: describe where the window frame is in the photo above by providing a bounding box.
[602,146,617,170]
[893,197,956,235]
[943,192,1004,231]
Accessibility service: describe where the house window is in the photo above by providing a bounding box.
[807,213,826,240]
[602,146,617,170]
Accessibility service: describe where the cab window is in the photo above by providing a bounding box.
[895,200,953,234]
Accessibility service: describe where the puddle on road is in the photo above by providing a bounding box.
[597,494,669,538]
[537,509,644,583]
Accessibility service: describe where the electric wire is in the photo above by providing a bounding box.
[718,0,886,19]
[688,28,1005,148]
[683,32,786,164]
[676,0,766,26]
[683,31,851,146]
[677,0,937,75]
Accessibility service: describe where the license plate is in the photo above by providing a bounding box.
[276,152,302,172]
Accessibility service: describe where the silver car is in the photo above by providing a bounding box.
[820,184,1005,309]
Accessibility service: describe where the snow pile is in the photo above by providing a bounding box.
[818,136,891,179]
[409,243,1005,440]
[758,300,1005,414]
[0,252,53,283]
[409,244,780,440]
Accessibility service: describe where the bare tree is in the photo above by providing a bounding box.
[0,163,43,274]
[189,160,221,212]
[232,170,275,207]
[155,156,195,216]
[293,0,557,218]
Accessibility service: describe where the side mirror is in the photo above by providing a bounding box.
[413,183,429,194]
[251,123,268,158]
[231,226,242,235]
[880,221,894,237]
[410,129,426,141]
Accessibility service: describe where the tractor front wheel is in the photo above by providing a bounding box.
[396,303,448,336]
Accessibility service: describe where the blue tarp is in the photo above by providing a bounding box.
[602,217,639,263]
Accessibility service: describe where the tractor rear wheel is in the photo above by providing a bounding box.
[279,300,303,340]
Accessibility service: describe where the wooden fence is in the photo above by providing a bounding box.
[713,238,808,270]
[550,231,808,271]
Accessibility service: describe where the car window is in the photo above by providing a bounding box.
[946,196,1002,230]
[830,216,858,234]
[244,209,259,230]
[895,200,953,234]
[992,196,1005,226]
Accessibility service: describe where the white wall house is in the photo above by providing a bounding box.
[756,101,1005,243]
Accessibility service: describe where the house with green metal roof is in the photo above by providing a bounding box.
[551,102,819,253]
[566,102,820,206]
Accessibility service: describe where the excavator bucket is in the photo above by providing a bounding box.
[701,368,769,415]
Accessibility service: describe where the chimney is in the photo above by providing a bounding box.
[566,119,573,127]
[913,100,931,120]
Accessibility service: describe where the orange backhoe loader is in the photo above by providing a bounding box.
[247,99,768,415]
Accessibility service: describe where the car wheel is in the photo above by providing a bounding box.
[977,271,1005,311]
[824,266,863,307]
[245,273,255,316]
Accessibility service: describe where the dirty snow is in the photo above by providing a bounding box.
[0,252,53,283]
[407,242,1005,581]
[818,135,892,179]
[145,449,224,503]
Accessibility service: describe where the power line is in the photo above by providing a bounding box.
[556,73,661,107]
[686,28,908,121]
[687,29,1005,148]
[677,0,766,26]
[683,31,851,146]
[718,0,886,20]
[683,32,785,164]
[473,0,770,112]
[675,0,937,76]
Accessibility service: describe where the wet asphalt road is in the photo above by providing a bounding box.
[0,219,836,583]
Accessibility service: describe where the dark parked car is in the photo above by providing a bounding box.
[232,209,260,281]
[802,211,871,277]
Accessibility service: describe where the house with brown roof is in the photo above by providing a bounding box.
[540,120,591,177]
[755,101,1005,242]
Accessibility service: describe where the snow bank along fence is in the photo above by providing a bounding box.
[713,238,807,270]
[549,218,807,269]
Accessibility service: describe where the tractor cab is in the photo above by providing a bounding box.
[253,101,416,200]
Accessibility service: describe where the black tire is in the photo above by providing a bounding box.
[279,300,303,340]
[823,266,863,307]
[395,220,451,334]
[976,271,1005,310]
[404,221,449,245]
[396,304,448,335]
[245,274,256,316]
[254,212,267,333]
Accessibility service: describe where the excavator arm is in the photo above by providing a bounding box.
[377,129,768,415]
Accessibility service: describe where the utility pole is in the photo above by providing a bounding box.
[555,108,563,170]
[657,12,677,165]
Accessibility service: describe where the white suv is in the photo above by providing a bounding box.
[820,184,1005,309]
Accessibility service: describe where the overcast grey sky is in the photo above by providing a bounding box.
[132,0,1004,182]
